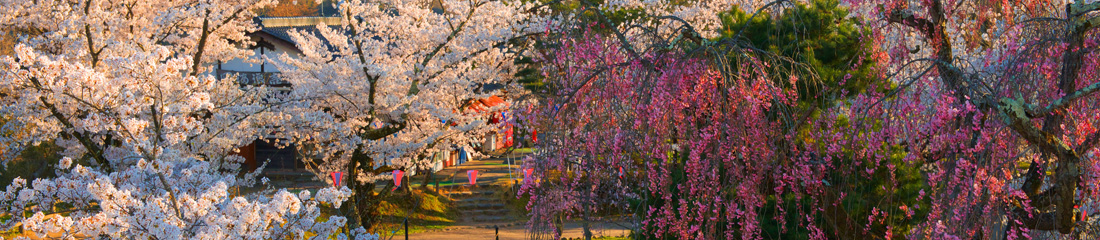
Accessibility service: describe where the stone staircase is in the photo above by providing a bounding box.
[448,188,516,223]
[262,170,328,190]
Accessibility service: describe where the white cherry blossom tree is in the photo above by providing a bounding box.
[0,0,372,238]
[273,0,546,230]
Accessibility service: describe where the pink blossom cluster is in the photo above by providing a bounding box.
[522,0,1100,239]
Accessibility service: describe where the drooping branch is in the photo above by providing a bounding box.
[1012,208,1065,231]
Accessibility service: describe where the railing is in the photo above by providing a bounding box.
[217,70,291,87]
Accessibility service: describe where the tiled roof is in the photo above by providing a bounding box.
[259,26,325,47]
[255,17,343,52]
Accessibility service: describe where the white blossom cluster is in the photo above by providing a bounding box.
[0,0,554,237]
[0,0,372,238]
[273,0,547,180]
[601,0,768,38]
[1,157,373,239]
[0,0,287,170]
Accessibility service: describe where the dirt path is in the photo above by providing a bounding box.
[427,150,531,188]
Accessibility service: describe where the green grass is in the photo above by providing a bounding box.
[512,148,536,154]
[375,189,458,237]
[1,214,16,239]
[431,181,469,187]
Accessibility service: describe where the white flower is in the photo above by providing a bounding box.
[58,157,73,169]
[298,189,311,200]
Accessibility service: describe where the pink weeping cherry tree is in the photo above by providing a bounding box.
[521,0,1100,239]
[837,0,1100,238]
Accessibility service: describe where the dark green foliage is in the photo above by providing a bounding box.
[513,56,547,92]
[0,116,63,188]
[718,0,882,107]
[0,141,62,189]
[714,1,926,238]
[756,148,930,239]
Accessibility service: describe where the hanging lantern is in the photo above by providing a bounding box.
[331,172,344,187]
[524,168,534,183]
[468,170,479,185]
[393,170,405,191]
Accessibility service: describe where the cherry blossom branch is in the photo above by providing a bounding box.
[1028,80,1100,118]
[885,9,935,41]
[191,11,212,77]
[1000,99,1080,161]
[420,32,543,85]
[886,0,971,101]
[24,76,112,171]
[549,62,633,119]
[156,170,185,220]
[359,120,407,141]
[1077,129,1100,155]
[410,0,486,95]
[83,0,104,68]
[189,7,249,77]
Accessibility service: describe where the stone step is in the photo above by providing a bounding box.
[264,171,315,177]
[469,215,510,222]
[465,209,510,215]
[446,191,496,197]
[454,197,499,203]
[457,202,506,210]
[263,172,321,182]
[269,181,328,189]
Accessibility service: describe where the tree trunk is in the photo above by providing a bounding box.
[583,221,593,240]
[420,167,434,189]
